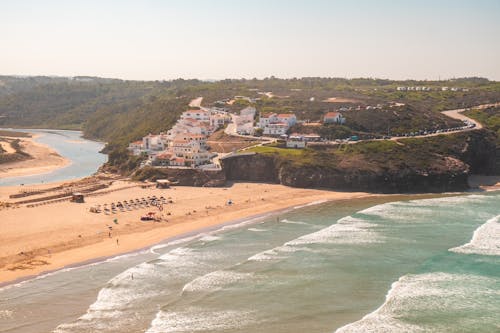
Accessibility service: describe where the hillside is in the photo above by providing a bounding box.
[465,106,500,173]
[221,129,497,193]
[0,76,498,182]
[0,76,498,139]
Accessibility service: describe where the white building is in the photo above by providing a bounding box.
[236,122,255,135]
[276,114,297,127]
[286,135,306,148]
[180,110,210,122]
[141,133,168,151]
[323,112,346,124]
[263,123,289,135]
[127,140,144,155]
[130,107,228,168]
[210,113,230,129]
[258,113,297,136]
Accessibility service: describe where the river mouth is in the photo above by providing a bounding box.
[0,128,107,186]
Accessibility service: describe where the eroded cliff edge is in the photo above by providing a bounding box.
[221,130,497,193]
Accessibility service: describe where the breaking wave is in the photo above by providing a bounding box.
[450,214,500,256]
[335,272,500,333]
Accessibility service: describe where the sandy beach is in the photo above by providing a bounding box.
[1,175,498,287]
[0,180,379,286]
[0,135,70,179]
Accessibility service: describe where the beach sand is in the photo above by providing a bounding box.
[468,175,500,191]
[0,135,70,179]
[1,175,498,287]
[0,180,375,285]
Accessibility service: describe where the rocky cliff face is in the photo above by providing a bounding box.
[130,131,496,193]
[221,153,468,193]
[455,130,497,175]
[220,153,279,183]
[221,131,497,193]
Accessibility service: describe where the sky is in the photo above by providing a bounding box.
[1,0,500,81]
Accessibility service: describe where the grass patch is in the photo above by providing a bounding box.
[246,145,306,157]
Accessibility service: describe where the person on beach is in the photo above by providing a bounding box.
[116,238,119,245]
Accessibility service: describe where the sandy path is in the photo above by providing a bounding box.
[189,97,203,108]
[0,181,378,285]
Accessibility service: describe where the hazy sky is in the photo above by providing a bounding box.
[2,0,499,80]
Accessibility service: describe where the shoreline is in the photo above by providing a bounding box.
[0,178,496,288]
[0,180,385,286]
[0,197,338,289]
[0,175,498,288]
[0,132,71,180]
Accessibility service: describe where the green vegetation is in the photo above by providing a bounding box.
[465,107,500,145]
[0,76,498,172]
[247,145,307,158]
[245,127,497,175]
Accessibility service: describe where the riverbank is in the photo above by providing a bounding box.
[0,180,387,286]
[0,133,70,179]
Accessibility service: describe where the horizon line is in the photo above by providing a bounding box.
[0,74,497,83]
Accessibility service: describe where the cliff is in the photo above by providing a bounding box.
[221,153,468,193]
[221,130,496,193]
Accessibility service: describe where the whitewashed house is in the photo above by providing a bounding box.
[210,113,230,130]
[286,135,306,148]
[142,133,166,151]
[127,140,144,155]
[258,112,297,136]
[180,110,210,122]
[263,123,289,135]
[276,114,297,127]
[323,112,346,124]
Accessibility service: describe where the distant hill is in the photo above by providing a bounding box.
[0,76,498,174]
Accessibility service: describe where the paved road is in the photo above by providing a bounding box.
[440,103,500,130]
[202,97,497,150]
[384,103,495,141]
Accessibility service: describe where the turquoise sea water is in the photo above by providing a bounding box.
[0,191,498,333]
[0,129,106,186]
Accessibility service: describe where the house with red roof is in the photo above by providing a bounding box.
[258,112,297,136]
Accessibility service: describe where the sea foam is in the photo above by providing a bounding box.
[449,214,500,256]
[182,270,253,293]
[335,272,500,333]
[145,308,255,333]
[286,215,384,246]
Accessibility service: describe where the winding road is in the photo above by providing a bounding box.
[199,96,497,149]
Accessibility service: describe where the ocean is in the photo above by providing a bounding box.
[0,191,498,332]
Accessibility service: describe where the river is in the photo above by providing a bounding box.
[0,129,107,186]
